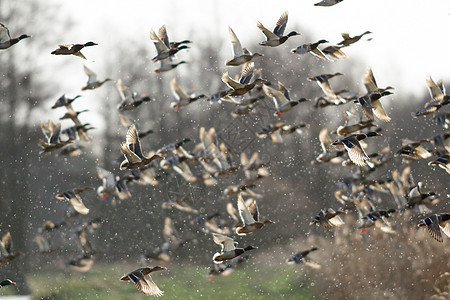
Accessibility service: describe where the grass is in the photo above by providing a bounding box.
[1,263,312,299]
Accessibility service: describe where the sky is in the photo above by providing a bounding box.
[36,0,450,125]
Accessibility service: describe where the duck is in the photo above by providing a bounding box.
[116,78,153,112]
[150,26,189,63]
[0,23,30,49]
[332,132,382,166]
[291,40,331,61]
[206,256,248,281]
[96,166,132,204]
[257,11,300,47]
[310,208,346,228]
[322,45,347,59]
[434,112,450,128]
[313,128,346,164]
[0,232,24,267]
[337,31,372,47]
[51,41,97,59]
[38,120,72,154]
[51,94,81,109]
[59,109,89,121]
[221,62,266,96]
[226,27,262,66]
[395,139,432,160]
[404,183,439,212]
[154,59,187,73]
[170,77,205,110]
[81,65,111,91]
[67,253,95,272]
[307,74,347,105]
[262,81,309,117]
[56,187,93,215]
[287,247,321,269]
[162,196,199,214]
[235,193,274,235]
[119,124,164,170]
[359,209,396,233]
[417,213,450,243]
[0,279,16,288]
[356,91,392,122]
[120,266,167,297]
[428,153,450,174]
[212,233,257,264]
[415,76,450,117]
[362,67,394,94]
[314,0,343,6]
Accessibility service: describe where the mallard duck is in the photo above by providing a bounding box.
[359,209,396,233]
[150,25,189,63]
[257,11,300,47]
[67,253,94,272]
[262,81,309,117]
[170,77,205,110]
[291,40,331,61]
[335,120,376,136]
[221,62,265,96]
[313,128,346,164]
[61,123,94,142]
[332,132,382,166]
[51,41,97,59]
[162,196,199,214]
[226,27,262,66]
[356,91,392,122]
[121,266,167,297]
[362,67,394,94]
[307,74,346,105]
[59,109,88,121]
[38,120,72,154]
[310,208,346,228]
[56,187,92,215]
[428,154,450,174]
[417,213,450,243]
[404,183,438,212]
[197,212,231,235]
[81,65,111,91]
[120,124,164,170]
[0,232,24,267]
[51,94,81,109]
[116,78,153,112]
[0,23,30,49]
[395,139,432,160]
[235,193,273,235]
[314,0,343,6]
[322,45,347,59]
[206,256,248,281]
[96,166,132,204]
[212,233,256,264]
[154,59,186,73]
[337,31,372,47]
[415,76,450,117]
[0,279,16,288]
[287,247,321,269]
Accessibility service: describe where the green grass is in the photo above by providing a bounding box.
[3,263,312,299]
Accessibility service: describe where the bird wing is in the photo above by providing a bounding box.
[212,233,235,252]
[116,78,132,102]
[239,62,254,85]
[311,48,332,61]
[342,138,368,166]
[142,274,164,297]
[96,166,116,189]
[0,23,11,43]
[228,27,244,58]
[246,199,259,221]
[426,215,443,242]
[83,65,97,84]
[221,71,245,90]
[316,76,337,99]
[277,81,291,100]
[126,124,144,158]
[158,24,170,48]
[362,67,378,93]
[120,142,142,164]
[70,194,90,215]
[426,75,443,99]
[273,11,288,37]
[319,128,333,152]
[150,29,169,55]
[49,122,62,144]
[358,95,375,121]
[262,84,288,108]
[237,193,256,225]
[257,21,278,41]
[170,77,189,100]
[371,98,391,122]
[1,232,12,255]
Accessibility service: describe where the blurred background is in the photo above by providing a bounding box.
[0,0,449,299]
